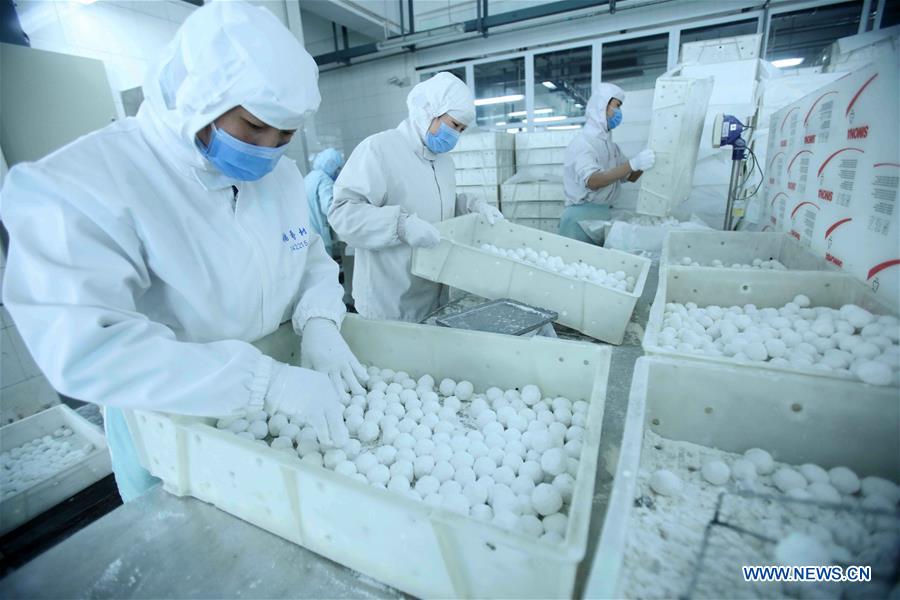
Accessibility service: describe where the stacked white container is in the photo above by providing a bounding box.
[500,180,566,233]
[514,130,579,179]
[450,131,515,207]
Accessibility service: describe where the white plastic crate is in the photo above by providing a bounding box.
[637,75,713,217]
[501,181,565,203]
[452,150,515,170]
[680,34,762,65]
[586,355,900,598]
[515,147,567,167]
[126,316,612,599]
[1,405,111,535]
[502,200,564,221]
[457,185,500,208]
[643,265,898,383]
[412,214,651,344]
[678,59,767,105]
[662,230,834,271]
[455,166,515,186]
[515,130,579,150]
[453,131,515,153]
[511,218,561,234]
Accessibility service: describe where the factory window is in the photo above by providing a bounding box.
[419,67,466,83]
[881,1,900,28]
[601,33,668,91]
[532,46,592,127]
[766,1,863,69]
[680,19,759,45]
[473,57,526,132]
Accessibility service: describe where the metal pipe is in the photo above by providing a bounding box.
[408,0,415,34]
[342,25,350,50]
[399,0,404,35]
[724,158,742,231]
[332,21,339,53]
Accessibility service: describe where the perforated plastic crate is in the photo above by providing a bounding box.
[412,214,651,344]
[127,317,612,599]
[636,75,713,216]
[662,230,834,271]
[586,355,900,598]
[1,405,111,535]
[643,265,897,383]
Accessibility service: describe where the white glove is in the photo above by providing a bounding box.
[300,318,368,399]
[265,362,349,447]
[629,149,655,172]
[400,214,440,248]
[474,202,505,225]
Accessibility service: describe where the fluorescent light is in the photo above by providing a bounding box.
[75,0,98,4]
[534,115,567,123]
[547,125,581,130]
[542,81,557,89]
[474,94,524,106]
[574,103,584,108]
[508,108,553,117]
[772,57,804,68]
[506,128,521,133]
[496,121,507,126]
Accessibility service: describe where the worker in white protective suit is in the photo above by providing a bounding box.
[304,148,344,258]
[328,72,504,322]
[0,1,366,502]
[560,82,656,243]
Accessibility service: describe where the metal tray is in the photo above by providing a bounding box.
[435,298,557,336]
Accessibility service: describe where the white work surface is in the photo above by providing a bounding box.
[0,268,658,599]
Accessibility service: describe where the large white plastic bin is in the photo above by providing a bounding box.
[586,355,900,599]
[126,316,612,599]
[636,75,713,217]
[411,214,651,344]
[457,184,500,208]
[455,166,515,186]
[643,265,897,383]
[662,230,834,271]
[680,34,762,65]
[1,405,111,535]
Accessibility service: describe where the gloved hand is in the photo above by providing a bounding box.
[400,214,441,248]
[300,318,368,399]
[265,362,349,447]
[629,149,655,172]
[474,202,505,225]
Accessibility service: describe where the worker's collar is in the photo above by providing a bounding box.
[399,119,438,162]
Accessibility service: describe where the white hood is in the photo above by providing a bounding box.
[406,72,475,144]
[138,0,321,171]
[584,82,626,138]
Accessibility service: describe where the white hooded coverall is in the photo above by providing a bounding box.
[0,2,344,499]
[328,73,487,323]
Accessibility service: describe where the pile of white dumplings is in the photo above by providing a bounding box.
[679,256,788,270]
[623,431,900,598]
[217,368,588,544]
[656,295,900,386]
[1,426,95,499]
[479,243,635,292]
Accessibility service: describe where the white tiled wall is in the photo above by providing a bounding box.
[14,0,195,118]
[0,244,60,425]
[310,54,417,158]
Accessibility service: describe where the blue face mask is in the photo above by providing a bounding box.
[607,107,622,130]
[606,108,622,130]
[197,123,286,181]
[425,121,461,154]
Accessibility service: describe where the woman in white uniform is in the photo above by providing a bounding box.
[328,73,504,322]
[560,82,656,243]
[0,1,364,501]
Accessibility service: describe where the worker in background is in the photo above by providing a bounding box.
[304,148,344,258]
[560,82,656,243]
[0,1,365,502]
[328,72,504,322]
